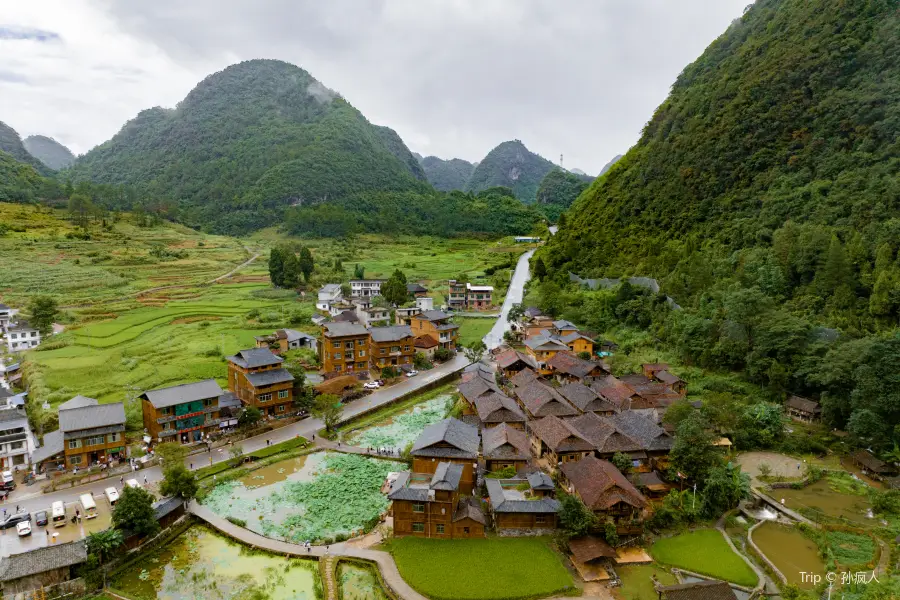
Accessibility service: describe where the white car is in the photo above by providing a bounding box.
[16,521,31,537]
[405,370,419,377]
[363,381,380,390]
[105,487,119,505]
[125,479,141,489]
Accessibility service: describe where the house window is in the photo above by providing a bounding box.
[412,523,425,533]
[345,341,354,349]
[108,433,121,443]
[535,515,546,524]
[259,393,272,402]
[334,353,342,360]
[357,363,366,370]
[358,350,366,358]
[9,441,23,450]
[87,435,106,446]
[436,524,445,534]
[403,346,411,352]
[68,440,81,450]
[163,423,171,430]
[391,346,400,353]
[412,503,425,513]
[333,341,341,349]
[162,407,171,415]
[463,527,470,534]
[278,390,289,399]
[380,348,386,355]
[277,405,285,413]
[334,365,342,372]
[69,455,82,465]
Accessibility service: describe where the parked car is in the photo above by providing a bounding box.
[405,370,419,377]
[0,512,30,530]
[34,510,48,527]
[1,470,16,491]
[125,479,141,489]
[105,487,119,505]
[363,381,380,390]
[16,521,31,537]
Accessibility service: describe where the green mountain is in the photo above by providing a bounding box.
[419,155,476,191]
[0,150,45,202]
[465,140,556,203]
[535,168,591,222]
[0,121,51,174]
[23,135,75,170]
[67,59,430,234]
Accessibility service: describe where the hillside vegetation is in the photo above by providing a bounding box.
[23,135,75,170]
[419,155,476,191]
[535,168,591,222]
[466,140,557,203]
[538,0,900,450]
[66,59,431,235]
[0,121,51,174]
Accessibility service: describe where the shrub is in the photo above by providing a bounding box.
[226,516,247,527]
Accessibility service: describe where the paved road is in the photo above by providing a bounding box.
[483,248,534,349]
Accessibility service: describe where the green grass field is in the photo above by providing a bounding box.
[650,529,758,587]
[389,537,575,600]
[455,317,496,347]
[615,564,677,600]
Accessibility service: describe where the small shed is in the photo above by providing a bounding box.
[657,580,738,600]
[849,449,897,480]
[0,541,87,596]
[452,498,486,538]
[568,535,616,582]
[785,396,821,422]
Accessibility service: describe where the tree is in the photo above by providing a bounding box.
[26,295,58,336]
[611,452,632,474]
[298,246,314,282]
[701,462,750,517]
[85,529,123,565]
[507,303,525,323]
[68,193,94,228]
[354,264,365,279]
[462,340,486,364]
[333,258,343,272]
[239,406,262,427]
[381,270,409,306]
[112,486,159,538]
[268,246,285,287]
[282,251,301,288]
[532,256,547,280]
[229,444,244,465]
[577,351,592,360]
[160,464,199,500]
[155,442,187,472]
[669,413,720,482]
[558,492,596,537]
[735,403,784,449]
[340,282,352,298]
[312,394,344,433]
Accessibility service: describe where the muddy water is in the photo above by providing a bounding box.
[337,561,390,600]
[111,525,321,600]
[774,479,872,525]
[239,454,314,487]
[752,522,824,589]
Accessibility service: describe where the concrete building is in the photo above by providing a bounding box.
[0,408,36,471]
[350,279,386,298]
[316,284,343,312]
[5,321,40,353]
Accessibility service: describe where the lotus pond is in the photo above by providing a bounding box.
[110,525,322,599]
[204,452,403,543]
[346,394,453,449]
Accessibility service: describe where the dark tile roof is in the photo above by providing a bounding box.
[0,407,27,424]
[218,391,241,410]
[524,335,569,352]
[414,310,452,322]
[461,362,495,384]
[526,471,555,490]
[406,283,428,293]
[560,455,647,511]
[482,423,530,460]
[414,334,438,349]
[245,368,294,387]
[786,395,821,414]
[153,497,184,520]
[515,381,578,418]
[591,376,636,407]
[322,321,368,337]
[546,352,603,379]
[552,320,578,331]
[32,429,64,464]
[569,535,618,562]
[485,479,561,514]
[608,410,673,452]
[529,415,594,453]
[453,498,486,524]
[227,347,284,368]
[558,382,610,413]
[557,332,595,345]
[642,362,670,373]
[510,368,538,387]
[58,402,125,433]
[631,470,668,489]
[370,325,414,343]
[431,462,464,491]
[524,307,543,318]
[333,310,361,323]
[457,378,500,403]
[474,393,526,424]
[496,349,538,371]
[567,412,640,454]
[411,418,480,459]
[387,472,429,501]
[659,580,738,600]
[655,370,684,386]
[141,379,224,409]
[57,395,97,411]
[620,373,652,387]
[850,449,895,474]
[0,540,87,582]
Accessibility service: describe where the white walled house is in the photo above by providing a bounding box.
[0,304,11,332]
[0,408,36,471]
[316,284,343,312]
[350,279,386,298]
[5,321,40,353]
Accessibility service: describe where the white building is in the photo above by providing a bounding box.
[5,321,40,353]
[0,304,11,332]
[356,305,391,327]
[415,297,434,311]
[0,408,36,471]
[350,279,386,298]
[316,284,343,312]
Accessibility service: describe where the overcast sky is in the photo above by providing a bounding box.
[1,1,750,174]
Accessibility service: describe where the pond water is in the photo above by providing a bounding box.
[110,525,321,600]
[752,522,824,589]
[346,395,452,449]
[204,452,403,543]
[337,561,390,600]
[773,479,872,525]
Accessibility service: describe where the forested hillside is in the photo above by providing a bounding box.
[66,59,431,234]
[534,168,591,222]
[23,135,75,170]
[538,0,900,450]
[466,140,556,203]
[419,155,475,191]
[0,151,45,203]
[0,121,51,174]
[597,155,621,176]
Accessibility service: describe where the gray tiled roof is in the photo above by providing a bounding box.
[141,379,224,409]
[322,322,369,337]
[245,368,294,387]
[515,382,578,418]
[227,348,283,369]
[546,352,604,379]
[608,410,673,451]
[369,325,413,343]
[524,335,569,352]
[278,329,315,342]
[496,349,538,371]
[31,429,64,464]
[58,402,126,433]
[387,472,428,501]
[527,471,555,490]
[218,391,241,409]
[0,408,28,424]
[510,368,539,387]
[411,418,479,458]
[529,415,594,452]
[153,497,184,520]
[485,479,561,514]
[320,284,341,293]
[415,310,451,322]
[430,462,464,491]
[474,393,526,424]
[57,395,97,411]
[552,320,578,330]
[453,498,486,524]
[558,383,616,413]
[482,423,530,460]
[0,540,87,582]
[457,378,500,403]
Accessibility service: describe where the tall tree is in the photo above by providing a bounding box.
[298,246,315,282]
[27,295,58,336]
[381,269,409,306]
[312,394,344,433]
[532,257,546,280]
[160,464,199,500]
[112,486,160,538]
[669,413,720,482]
[268,246,285,287]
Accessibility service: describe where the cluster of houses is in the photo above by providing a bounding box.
[0,304,42,353]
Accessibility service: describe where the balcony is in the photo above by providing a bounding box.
[159,418,222,437]
[157,405,217,424]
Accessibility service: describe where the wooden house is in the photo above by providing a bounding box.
[482,423,530,471]
[551,320,579,336]
[558,382,619,416]
[510,368,539,388]
[652,370,686,396]
[785,395,821,423]
[524,335,569,372]
[226,348,294,417]
[388,463,485,539]
[31,396,126,471]
[515,381,579,418]
[545,352,609,385]
[473,393,527,430]
[528,415,594,470]
[410,418,480,494]
[591,376,639,411]
[141,379,225,445]
[319,322,370,374]
[849,449,898,481]
[485,475,560,532]
[410,310,459,351]
[369,325,415,371]
[556,332,595,356]
[560,455,649,535]
[495,349,539,379]
[0,541,87,596]
[254,329,317,353]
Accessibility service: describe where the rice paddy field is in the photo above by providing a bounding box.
[650,529,758,587]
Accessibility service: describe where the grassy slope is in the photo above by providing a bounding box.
[650,529,758,587]
[389,537,575,600]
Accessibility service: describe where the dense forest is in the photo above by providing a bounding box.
[23,135,76,170]
[0,121,52,175]
[284,186,543,239]
[534,168,592,222]
[465,140,557,203]
[537,0,900,451]
[65,59,432,235]
[419,155,476,191]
